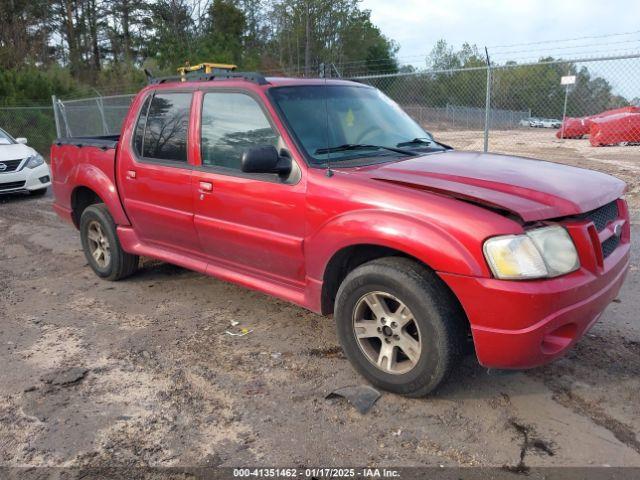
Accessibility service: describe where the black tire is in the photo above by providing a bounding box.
[335,257,466,397]
[80,203,139,281]
[28,188,47,196]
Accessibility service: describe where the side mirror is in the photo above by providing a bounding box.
[241,145,291,176]
[16,137,27,144]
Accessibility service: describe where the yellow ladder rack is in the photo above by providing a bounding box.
[177,63,238,81]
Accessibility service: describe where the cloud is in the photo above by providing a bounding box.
[362,0,640,62]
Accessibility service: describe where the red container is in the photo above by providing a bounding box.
[590,112,640,146]
[556,117,589,139]
[557,106,640,139]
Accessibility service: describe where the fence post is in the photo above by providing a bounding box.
[483,47,492,153]
[96,97,109,134]
[51,95,61,138]
[58,100,72,137]
[560,83,570,141]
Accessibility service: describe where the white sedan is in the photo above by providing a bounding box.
[0,127,51,196]
[540,118,562,129]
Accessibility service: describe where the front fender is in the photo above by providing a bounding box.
[305,209,488,282]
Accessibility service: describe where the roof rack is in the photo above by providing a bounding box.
[145,69,269,86]
[177,62,237,77]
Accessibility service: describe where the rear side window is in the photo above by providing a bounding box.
[133,95,151,156]
[142,93,192,162]
[201,92,278,170]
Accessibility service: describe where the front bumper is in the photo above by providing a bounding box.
[439,235,630,369]
[0,162,51,193]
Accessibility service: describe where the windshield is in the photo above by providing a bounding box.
[270,85,441,165]
[0,128,15,145]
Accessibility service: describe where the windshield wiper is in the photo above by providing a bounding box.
[396,137,433,147]
[315,143,415,156]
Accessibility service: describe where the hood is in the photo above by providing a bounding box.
[353,151,625,222]
[0,143,35,162]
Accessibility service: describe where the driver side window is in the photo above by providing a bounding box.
[200,92,278,171]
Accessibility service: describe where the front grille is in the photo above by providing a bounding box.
[575,200,621,258]
[0,159,23,173]
[578,201,619,231]
[602,235,620,258]
[0,180,26,191]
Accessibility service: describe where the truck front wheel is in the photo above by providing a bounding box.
[334,257,466,396]
[80,204,139,281]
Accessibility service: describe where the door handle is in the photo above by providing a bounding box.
[126,170,136,180]
[199,181,213,192]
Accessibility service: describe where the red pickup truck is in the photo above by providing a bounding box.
[51,72,630,396]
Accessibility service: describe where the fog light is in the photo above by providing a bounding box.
[541,323,577,355]
[39,175,50,183]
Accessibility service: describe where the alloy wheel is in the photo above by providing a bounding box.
[86,220,111,268]
[352,291,422,375]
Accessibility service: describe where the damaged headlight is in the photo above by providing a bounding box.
[483,225,579,280]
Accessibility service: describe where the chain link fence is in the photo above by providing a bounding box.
[352,53,640,156]
[1,53,638,160]
[0,106,56,157]
[52,94,135,138]
[0,95,134,158]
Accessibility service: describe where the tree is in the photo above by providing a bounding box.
[198,0,247,64]
[342,7,398,75]
[395,40,487,108]
[267,0,397,76]
[492,59,628,117]
[103,0,148,65]
[0,0,53,69]
[2,0,630,121]
[147,0,195,70]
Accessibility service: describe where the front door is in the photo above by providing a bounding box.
[191,90,306,286]
[117,91,201,254]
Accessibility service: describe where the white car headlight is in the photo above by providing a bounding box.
[484,226,579,280]
[25,154,44,169]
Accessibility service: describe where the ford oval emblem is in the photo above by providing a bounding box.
[0,163,6,172]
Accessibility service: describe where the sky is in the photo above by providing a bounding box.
[361,0,640,99]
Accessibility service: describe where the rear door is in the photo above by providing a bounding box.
[117,91,201,254]
[191,89,307,286]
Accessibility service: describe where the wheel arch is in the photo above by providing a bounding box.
[319,243,472,334]
[307,211,487,314]
[308,210,487,315]
[321,244,413,315]
[69,164,129,228]
[71,186,103,228]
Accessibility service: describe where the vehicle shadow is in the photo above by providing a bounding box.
[0,190,51,204]
[121,255,638,401]
[92,218,639,403]
[432,356,535,399]
[129,258,194,281]
[430,326,640,401]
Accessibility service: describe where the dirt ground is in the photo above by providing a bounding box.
[1,133,639,470]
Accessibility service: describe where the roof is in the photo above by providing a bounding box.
[145,70,365,90]
[264,77,366,87]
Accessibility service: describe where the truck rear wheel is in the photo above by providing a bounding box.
[334,257,465,397]
[80,204,139,281]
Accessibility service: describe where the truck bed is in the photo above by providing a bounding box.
[50,135,123,227]
[54,135,120,150]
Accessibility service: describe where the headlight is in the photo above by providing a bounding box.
[484,226,579,280]
[25,154,44,169]
[527,226,580,276]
